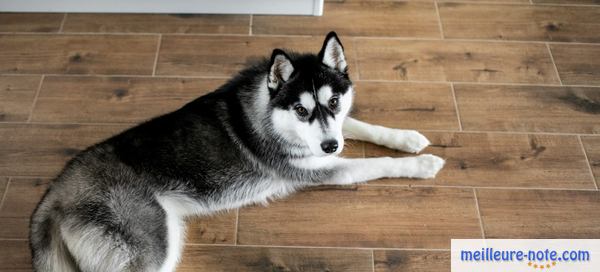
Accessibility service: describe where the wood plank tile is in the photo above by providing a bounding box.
[353,82,459,130]
[0,34,158,75]
[253,2,440,37]
[455,84,600,134]
[0,177,7,205]
[533,0,600,5]
[186,212,237,245]
[0,178,49,218]
[179,245,372,272]
[0,178,49,239]
[0,124,127,177]
[238,186,481,249]
[581,136,600,188]
[157,35,358,78]
[374,250,450,272]
[354,39,558,84]
[0,13,63,33]
[364,132,594,189]
[341,140,364,158]
[0,184,235,241]
[439,3,600,43]
[63,14,250,34]
[0,177,6,195]
[0,218,30,239]
[443,0,528,2]
[32,76,225,123]
[550,44,600,85]
[0,180,235,242]
[0,75,40,122]
[0,240,31,270]
[477,189,600,238]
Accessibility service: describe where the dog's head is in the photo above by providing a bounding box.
[268,32,353,157]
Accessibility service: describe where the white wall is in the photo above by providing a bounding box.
[0,0,324,16]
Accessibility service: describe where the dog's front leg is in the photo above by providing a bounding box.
[322,155,445,185]
[343,117,430,153]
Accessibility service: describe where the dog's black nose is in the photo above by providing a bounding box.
[320,140,338,154]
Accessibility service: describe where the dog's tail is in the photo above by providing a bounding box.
[29,191,78,272]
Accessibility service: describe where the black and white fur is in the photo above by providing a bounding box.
[30,32,444,272]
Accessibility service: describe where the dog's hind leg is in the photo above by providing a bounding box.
[30,191,79,272]
[342,117,430,153]
[59,207,168,272]
[55,185,173,272]
[61,223,134,272]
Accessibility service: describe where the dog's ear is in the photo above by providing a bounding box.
[268,49,294,90]
[318,31,347,73]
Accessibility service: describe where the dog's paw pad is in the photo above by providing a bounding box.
[414,154,445,179]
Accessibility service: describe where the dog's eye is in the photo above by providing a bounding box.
[294,105,308,117]
[328,97,339,109]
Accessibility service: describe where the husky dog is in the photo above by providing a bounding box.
[30,32,444,272]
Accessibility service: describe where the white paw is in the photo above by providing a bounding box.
[384,130,431,153]
[402,131,431,153]
[413,154,445,179]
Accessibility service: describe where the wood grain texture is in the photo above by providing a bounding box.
[477,189,600,238]
[533,0,600,5]
[32,76,225,123]
[454,84,600,134]
[0,34,158,75]
[354,39,559,84]
[157,35,358,78]
[0,124,127,177]
[0,177,7,201]
[186,212,237,245]
[178,245,373,272]
[581,136,600,188]
[238,186,481,249]
[0,178,49,239]
[373,250,450,272]
[0,178,49,218]
[253,2,440,37]
[550,44,600,85]
[340,140,365,158]
[63,14,250,34]
[353,82,459,130]
[444,0,528,2]
[439,3,600,43]
[0,218,30,240]
[0,240,32,270]
[0,13,64,33]
[0,75,40,122]
[364,132,594,189]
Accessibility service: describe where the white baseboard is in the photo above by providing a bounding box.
[0,0,324,16]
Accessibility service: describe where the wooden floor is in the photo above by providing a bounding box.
[1,0,600,271]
